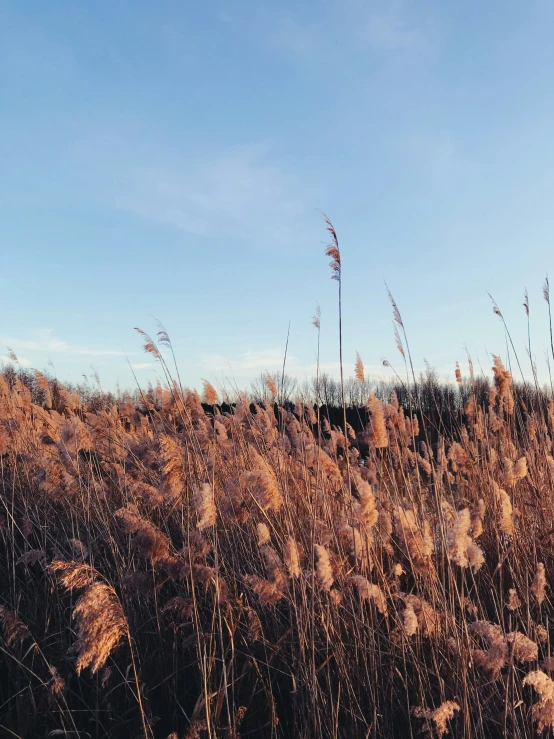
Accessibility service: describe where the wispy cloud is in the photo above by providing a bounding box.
[0,354,31,367]
[131,362,156,370]
[1,330,131,358]
[129,144,305,239]
[202,349,385,382]
[203,348,285,375]
[136,148,306,241]
[70,136,312,243]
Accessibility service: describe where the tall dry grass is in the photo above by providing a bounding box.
[3,233,554,737]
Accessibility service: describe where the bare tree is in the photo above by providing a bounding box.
[250,372,297,405]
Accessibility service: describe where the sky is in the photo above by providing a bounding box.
[2,1,554,393]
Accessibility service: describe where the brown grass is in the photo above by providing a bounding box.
[4,231,554,736]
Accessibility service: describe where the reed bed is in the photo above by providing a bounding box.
[2,230,554,737]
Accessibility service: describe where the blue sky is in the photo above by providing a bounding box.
[2,1,554,392]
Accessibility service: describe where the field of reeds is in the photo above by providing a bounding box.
[4,225,554,738]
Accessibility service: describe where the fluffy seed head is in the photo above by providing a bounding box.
[256,522,271,547]
[413,701,460,737]
[531,563,547,605]
[0,605,30,646]
[355,352,365,383]
[50,561,127,674]
[283,537,301,578]
[202,379,218,406]
[194,482,217,530]
[315,544,334,591]
[524,670,554,733]
[349,575,387,615]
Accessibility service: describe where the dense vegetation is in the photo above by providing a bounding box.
[3,345,554,738]
[3,223,554,737]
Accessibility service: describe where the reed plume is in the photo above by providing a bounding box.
[531,563,547,605]
[507,588,521,611]
[349,575,388,615]
[115,506,171,562]
[394,506,434,575]
[413,701,460,737]
[256,522,271,546]
[34,369,52,408]
[315,544,333,591]
[283,537,301,578]
[242,466,283,511]
[367,392,388,449]
[244,575,285,605]
[0,605,30,646]
[491,355,515,413]
[264,372,278,398]
[355,352,365,382]
[202,379,218,406]
[194,482,216,530]
[455,362,462,384]
[402,603,419,636]
[524,670,554,733]
[445,507,485,571]
[50,561,128,674]
[493,484,514,536]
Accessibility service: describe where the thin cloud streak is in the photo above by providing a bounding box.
[0,354,31,367]
[131,362,156,370]
[201,349,387,382]
[69,136,312,244]
[1,330,132,358]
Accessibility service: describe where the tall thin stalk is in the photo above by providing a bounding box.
[322,214,354,578]
[488,294,526,385]
[544,276,554,367]
[310,302,322,734]
[323,215,348,461]
[280,320,291,408]
[523,288,540,394]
